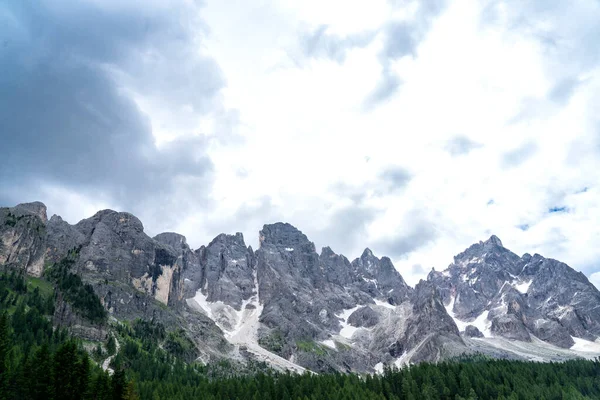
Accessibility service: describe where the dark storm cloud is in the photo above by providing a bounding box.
[445,136,483,156]
[501,142,538,168]
[299,25,377,63]
[0,0,229,212]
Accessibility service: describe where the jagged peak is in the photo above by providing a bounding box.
[77,209,145,234]
[258,222,311,248]
[361,248,376,259]
[12,201,48,223]
[484,235,503,247]
[154,232,188,250]
[320,246,336,257]
[208,232,247,248]
[49,214,63,222]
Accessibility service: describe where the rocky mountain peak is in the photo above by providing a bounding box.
[320,246,336,257]
[209,232,246,248]
[13,201,48,223]
[77,209,145,235]
[0,202,47,276]
[259,222,313,250]
[154,232,188,250]
[361,248,375,258]
[484,234,503,248]
[428,235,600,351]
[49,214,64,223]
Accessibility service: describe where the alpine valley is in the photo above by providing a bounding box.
[2,201,600,374]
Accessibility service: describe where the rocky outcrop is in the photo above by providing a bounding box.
[347,306,379,328]
[350,249,413,305]
[400,281,468,362]
[464,325,484,338]
[196,233,255,310]
[46,210,185,307]
[46,214,86,263]
[53,291,107,341]
[491,315,531,341]
[0,202,47,276]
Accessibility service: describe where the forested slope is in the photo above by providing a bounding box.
[2,270,600,400]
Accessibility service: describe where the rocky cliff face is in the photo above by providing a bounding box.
[0,202,47,276]
[46,209,186,307]
[0,202,232,364]
[185,222,466,372]
[428,235,600,350]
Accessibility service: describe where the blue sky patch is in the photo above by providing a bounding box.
[549,206,568,213]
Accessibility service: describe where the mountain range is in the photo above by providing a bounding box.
[2,201,600,373]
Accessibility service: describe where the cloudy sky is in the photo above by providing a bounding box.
[1,0,599,287]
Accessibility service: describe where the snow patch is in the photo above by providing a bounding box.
[552,305,573,319]
[471,311,492,337]
[445,296,468,331]
[321,340,336,349]
[285,247,294,252]
[336,305,363,340]
[514,280,532,294]
[445,295,491,336]
[362,276,378,286]
[467,335,600,362]
[571,337,600,353]
[374,362,384,374]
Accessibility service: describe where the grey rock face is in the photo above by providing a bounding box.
[13,201,48,223]
[491,315,531,341]
[53,291,107,341]
[0,202,47,276]
[400,281,468,362]
[428,235,600,348]
[154,232,200,304]
[0,202,235,364]
[54,209,184,307]
[193,222,463,372]
[197,233,255,310]
[464,325,484,338]
[256,223,337,345]
[46,215,86,263]
[532,319,574,348]
[351,249,413,305]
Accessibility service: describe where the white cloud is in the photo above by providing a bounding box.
[5,0,600,288]
[590,272,600,292]
[186,0,600,286]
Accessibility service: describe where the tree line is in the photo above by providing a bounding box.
[2,269,600,399]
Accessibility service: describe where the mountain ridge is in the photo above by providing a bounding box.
[2,200,600,373]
